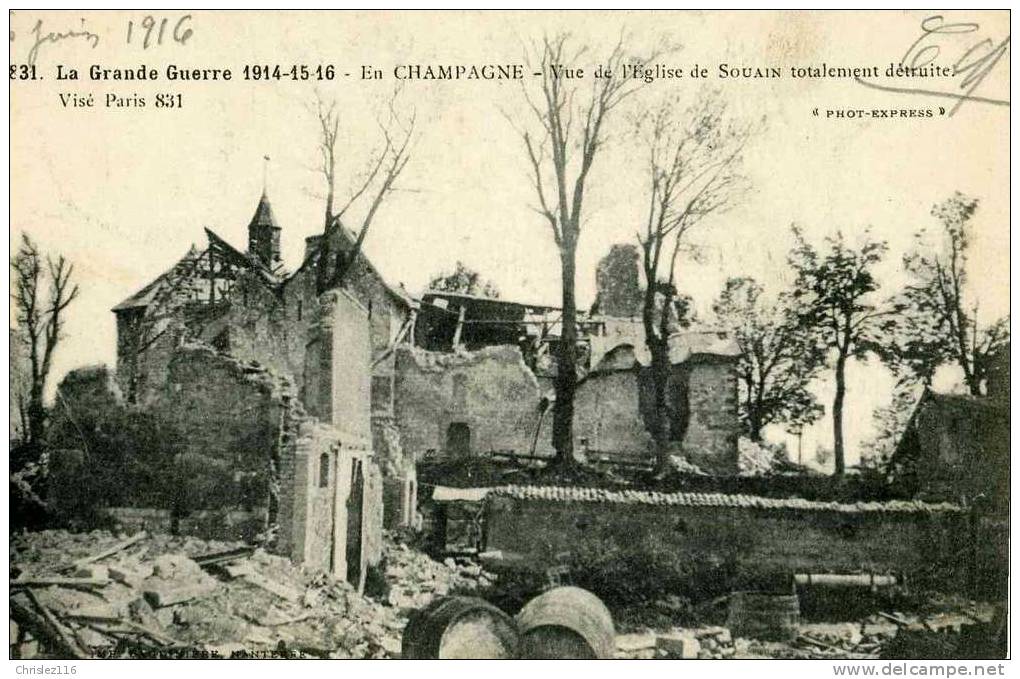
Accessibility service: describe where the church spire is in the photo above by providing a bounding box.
[248,180,281,266]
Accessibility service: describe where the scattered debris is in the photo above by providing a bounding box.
[382,540,493,611]
[10,529,492,659]
[62,532,148,573]
[9,528,999,660]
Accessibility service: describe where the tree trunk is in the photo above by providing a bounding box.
[964,353,983,396]
[748,381,766,442]
[748,416,763,442]
[27,382,45,447]
[649,336,671,473]
[551,247,578,466]
[832,352,847,477]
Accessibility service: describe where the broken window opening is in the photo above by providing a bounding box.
[319,452,330,488]
[446,422,471,457]
[452,373,468,411]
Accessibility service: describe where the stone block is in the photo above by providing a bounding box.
[616,633,657,652]
[657,633,701,659]
[143,579,217,607]
[73,564,109,580]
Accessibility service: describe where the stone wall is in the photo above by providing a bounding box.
[161,342,383,582]
[554,358,738,469]
[115,309,185,406]
[573,369,652,458]
[394,345,739,471]
[375,415,418,529]
[163,344,290,504]
[53,338,381,581]
[393,345,551,459]
[483,491,968,590]
[194,269,316,399]
[301,289,373,438]
[682,357,740,473]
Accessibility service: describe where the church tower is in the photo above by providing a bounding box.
[247,190,282,267]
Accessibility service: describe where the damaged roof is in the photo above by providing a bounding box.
[590,329,740,373]
[112,245,205,312]
[111,227,280,313]
[436,484,962,515]
[289,224,417,310]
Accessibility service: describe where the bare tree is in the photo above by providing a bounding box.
[314,90,415,293]
[512,34,650,467]
[11,234,79,447]
[636,91,755,473]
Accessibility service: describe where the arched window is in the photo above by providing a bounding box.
[319,452,330,488]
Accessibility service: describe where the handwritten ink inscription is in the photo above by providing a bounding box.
[857,14,1009,116]
[10,14,194,66]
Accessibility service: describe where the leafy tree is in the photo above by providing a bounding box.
[426,261,500,298]
[592,244,643,317]
[789,227,892,477]
[885,192,1009,395]
[712,276,824,441]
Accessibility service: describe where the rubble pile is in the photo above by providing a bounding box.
[383,540,496,611]
[10,529,488,659]
[611,607,997,661]
[615,626,739,659]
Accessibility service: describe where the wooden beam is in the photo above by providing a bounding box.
[451,305,466,348]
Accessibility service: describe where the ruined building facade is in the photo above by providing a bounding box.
[107,191,417,583]
[107,190,743,573]
[401,289,741,473]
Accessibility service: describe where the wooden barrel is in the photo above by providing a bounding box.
[401,596,519,659]
[516,587,615,659]
[726,591,800,642]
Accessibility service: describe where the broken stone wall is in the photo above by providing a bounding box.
[568,359,739,471]
[47,366,178,524]
[682,358,740,474]
[114,309,185,406]
[277,419,339,573]
[162,343,291,524]
[484,496,968,591]
[159,340,382,581]
[375,416,418,529]
[301,289,372,439]
[194,269,316,399]
[573,369,652,458]
[393,345,551,459]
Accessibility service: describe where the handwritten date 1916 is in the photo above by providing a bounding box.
[11,14,194,66]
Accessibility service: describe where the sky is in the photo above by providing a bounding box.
[9,10,1010,467]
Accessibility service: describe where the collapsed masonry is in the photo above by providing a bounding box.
[91,188,743,581]
[54,289,384,587]
[394,328,741,473]
[69,191,425,584]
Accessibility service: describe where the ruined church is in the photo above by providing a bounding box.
[83,188,741,581]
